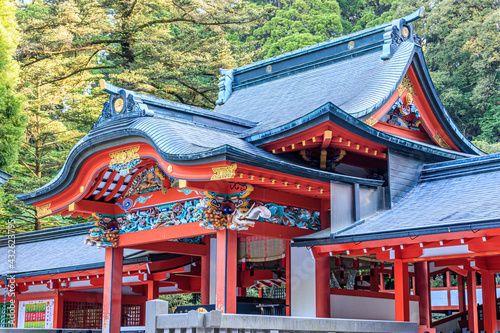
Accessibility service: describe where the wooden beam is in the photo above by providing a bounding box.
[74,199,119,215]
[250,185,321,211]
[239,221,315,240]
[126,241,207,256]
[118,222,213,247]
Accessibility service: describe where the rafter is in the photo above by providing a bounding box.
[93,170,118,200]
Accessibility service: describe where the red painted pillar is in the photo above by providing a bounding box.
[201,235,211,305]
[146,280,159,300]
[315,202,331,318]
[414,261,431,328]
[394,259,410,322]
[482,270,498,333]
[53,290,64,328]
[102,247,123,333]
[467,271,479,333]
[216,229,237,313]
[285,240,291,316]
[458,274,466,320]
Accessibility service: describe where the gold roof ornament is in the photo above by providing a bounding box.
[363,116,378,126]
[211,163,237,180]
[433,132,451,149]
[36,203,52,217]
[109,146,140,166]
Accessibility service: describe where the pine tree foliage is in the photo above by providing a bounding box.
[0,0,26,226]
[0,0,25,171]
[1,0,271,231]
[2,0,500,233]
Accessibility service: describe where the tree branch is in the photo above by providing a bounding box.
[40,65,116,86]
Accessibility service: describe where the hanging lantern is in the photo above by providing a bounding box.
[353,258,359,269]
[335,256,341,267]
[340,266,345,282]
[282,253,286,268]
[242,257,246,271]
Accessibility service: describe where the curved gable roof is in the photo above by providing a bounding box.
[215,42,415,138]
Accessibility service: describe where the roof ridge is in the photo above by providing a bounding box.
[421,153,500,182]
[0,223,93,247]
[231,7,425,74]
[96,80,258,130]
[215,7,425,105]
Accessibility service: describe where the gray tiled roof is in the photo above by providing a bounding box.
[331,153,500,241]
[0,234,106,276]
[0,223,142,276]
[216,42,415,138]
[17,115,385,204]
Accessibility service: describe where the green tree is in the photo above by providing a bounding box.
[0,0,25,171]
[1,0,270,232]
[250,0,344,58]
[395,0,500,142]
[338,0,399,34]
[0,0,26,224]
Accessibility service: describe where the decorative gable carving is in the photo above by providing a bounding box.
[381,7,425,60]
[93,87,154,129]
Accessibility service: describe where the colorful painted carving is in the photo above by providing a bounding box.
[116,198,133,212]
[123,165,167,197]
[258,202,320,230]
[109,158,142,177]
[85,184,320,247]
[384,97,422,130]
[120,200,205,233]
[199,183,272,231]
[84,227,119,248]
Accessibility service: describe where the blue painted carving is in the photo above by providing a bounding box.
[259,203,320,230]
[178,188,198,196]
[85,187,320,247]
[216,69,235,105]
[116,198,134,212]
[134,195,153,207]
[109,158,142,177]
[381,7,424,60]
[120,200,205,233]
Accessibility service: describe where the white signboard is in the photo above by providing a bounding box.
[17,299,54,328]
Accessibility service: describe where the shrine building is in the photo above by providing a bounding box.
[4,7,500,333]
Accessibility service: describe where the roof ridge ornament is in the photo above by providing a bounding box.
[216,68,235,105]
[381,7,425,60]
[93,80,154,129]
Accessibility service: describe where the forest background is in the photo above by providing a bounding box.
[0,0,499,232]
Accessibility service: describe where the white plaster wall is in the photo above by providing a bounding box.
[290,247,316,317]
[330,295,419,323]
[209,237,217,304]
